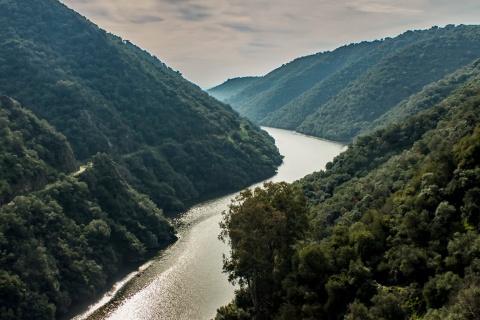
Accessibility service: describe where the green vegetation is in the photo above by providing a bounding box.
[217,68,480,319]
[0,0,284,317]
[0,0,282,211]
[217,40,384,125]
[363,59,480,135]
[219,182,308,319]
[0,96,77,204]
[298,26,480,141]
[3,1,480,319]
[212,25,480,142]
[0,96,175,318]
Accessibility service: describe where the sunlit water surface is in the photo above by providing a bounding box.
[76,127,345,320]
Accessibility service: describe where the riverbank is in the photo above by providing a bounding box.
[74,127,345,320]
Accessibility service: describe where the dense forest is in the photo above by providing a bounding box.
[0,0,282,211]
[0,96,176,318]
[216,61,480,319]
[209,24,480,142]
[0,0,284,318]
[3,0,480,318]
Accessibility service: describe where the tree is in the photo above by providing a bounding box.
[219,182,308,318]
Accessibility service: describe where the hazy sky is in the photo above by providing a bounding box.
[59,0,480,89]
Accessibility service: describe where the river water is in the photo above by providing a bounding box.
[77,127,345,320]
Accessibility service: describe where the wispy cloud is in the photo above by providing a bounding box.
[129,15,164,24]
[345,1,424,14]
[60,0,480,88]
[223,23,258,33]
[178,4,211,21]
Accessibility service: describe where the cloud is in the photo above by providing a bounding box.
[178,4,211,21]
[248,40,275,48]
[59,0,480,88]
[129,15,164,24]
[223,23,258,33]
[345,1,424,15]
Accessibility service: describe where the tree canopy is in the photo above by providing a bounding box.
[216,59,480,320]
[219,182,308,319]
[0,107,175,318]
[0,0,282,211]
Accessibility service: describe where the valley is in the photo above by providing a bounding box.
[0,0,479,318]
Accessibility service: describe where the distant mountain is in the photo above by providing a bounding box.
[208,76,260,101]
[0,0,282,211]
[212,25,480,141]
[0,96,175,318]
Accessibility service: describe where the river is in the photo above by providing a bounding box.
[76,127,345,320]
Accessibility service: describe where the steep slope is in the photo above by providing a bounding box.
[0,96,175,319]
[217,65,480,319]
[288,70,480,319]
[362,59,480,135]
[0,0,282,210]
[297,25,480,140]
[265,26,479,131]
[225,40,384,123]
[215,25,480,142]
[0,95,77,204]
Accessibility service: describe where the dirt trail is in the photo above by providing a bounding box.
[73,162,92,176]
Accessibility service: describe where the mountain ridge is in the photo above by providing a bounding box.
[0,0,282,211]
[209,24,480,141]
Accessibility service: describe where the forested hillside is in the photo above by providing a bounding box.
[217,64,480,319]
[0,96,77,204]
[211,40,384,124]
[0,0,285,317]
[0,0,282,211]
[211,25,480,142]
[0,96,176,319]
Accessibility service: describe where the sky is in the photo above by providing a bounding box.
[59,0,480,89]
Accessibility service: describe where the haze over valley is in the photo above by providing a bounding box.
[0,1,480,319]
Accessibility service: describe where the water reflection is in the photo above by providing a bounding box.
[78,127,345,320]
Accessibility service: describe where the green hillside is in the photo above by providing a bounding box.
[0,0,284,317]
[0,96,77,204]
[297,25,480,141]
[0,96,175,319]
[0,0,282,211]
[221,40,384,124]
[212,25,480,142]
[217,66,480,319]
[363,59,480,135]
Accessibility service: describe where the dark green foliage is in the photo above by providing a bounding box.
[0,0,283,316]
[0,96,76,204]
[363,59,480,135]
[0,0,282,210]
[217,67,480,319]
[219,182,308,319]
[297,26,480,141]
[214,25,480,142]
[0,154,175,318]
[222,40,384,126]
[0,95,176,317]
